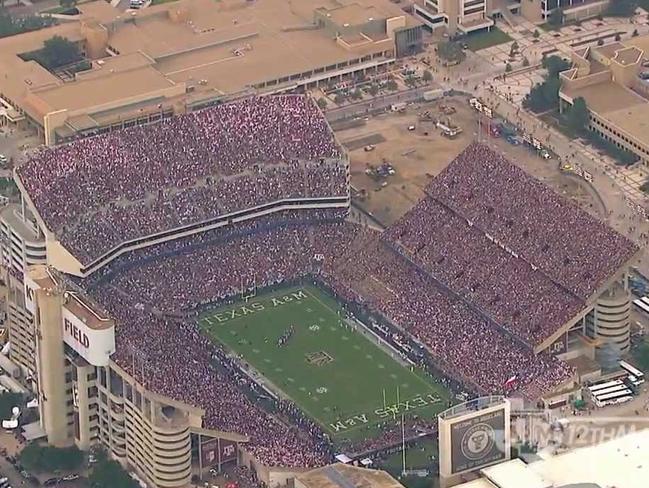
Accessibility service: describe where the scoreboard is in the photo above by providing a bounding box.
[438,396,511,487]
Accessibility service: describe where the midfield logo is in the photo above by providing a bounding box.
[305,351,334,366]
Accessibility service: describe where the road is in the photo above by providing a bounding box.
[326,87,431,122]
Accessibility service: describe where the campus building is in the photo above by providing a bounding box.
[559,37,649,166]
[296,463,405,488]
[412,0,611,35]
[0,0,422,146]
[0,204,46,389]
[413,0,497,34]
[520,0,610,23]
[449,428,649,488]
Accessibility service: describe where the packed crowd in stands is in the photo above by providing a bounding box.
[96,286,331,468]
[63,142,636,469]
[383,197,585,347]
[426,143,638,299]
[17,95,347,264]
[92,219,575,413]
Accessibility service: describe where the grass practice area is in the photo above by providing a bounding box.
[199,285,449,443]
[465,27,512,51]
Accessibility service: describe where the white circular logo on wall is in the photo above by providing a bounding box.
[461,423,495,461]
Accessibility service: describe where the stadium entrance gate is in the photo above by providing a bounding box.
[197,433,239,474]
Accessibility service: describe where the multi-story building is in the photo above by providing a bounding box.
[413,0,498,34]
[559,37,649,167]
[520,0,610,23]
[0,203,46,388]
[0,0,422,146]
[412,0,612,35]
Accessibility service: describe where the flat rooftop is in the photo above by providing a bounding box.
[604,103,649,145]
[456,429,649,488]
[0,0,418,126]
[28,65,176,115]
[561,38,649,152]
[297,464,403,488]
[562,81,646,114]
[64,294,114,331]
[530,428,649,488]
[625,32,649,55]
[482,459,551,488]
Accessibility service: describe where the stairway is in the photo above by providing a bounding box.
[494,0,518,29]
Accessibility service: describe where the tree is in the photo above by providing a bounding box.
[0,9,56,39]
[316,98,327,110]
[333,93,345,104]
[59,0,77,8]
[89,459,138,488]
[632,29,639,37]
[566,97,589,134]
[20,443,83,473]
[597,38,604,46]
[38,35,81,69]
[533,29,540,39]
[542,55,571,77]
[614,33,622,42]
[437,41,466,65]
[510,41,519,57]
[522,57,530,67]
[422,70,433,82]
[548,7,564,27]
[385,79,398,91]
[505,62,513,73]
[351,88,363,100]
[368,83,379,96]
[540,76,561,105]
[0,392,23,420]
[523,55,571,113]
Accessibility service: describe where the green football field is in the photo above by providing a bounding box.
[198,285,450,443]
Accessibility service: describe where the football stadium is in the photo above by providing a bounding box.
[4,94,641,488]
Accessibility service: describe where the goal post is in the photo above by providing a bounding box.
[240,274,257,302]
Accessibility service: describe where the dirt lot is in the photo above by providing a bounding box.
[336,95,600,226]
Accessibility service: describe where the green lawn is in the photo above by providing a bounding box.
[198,285,450,443]
[465,27,512,51]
